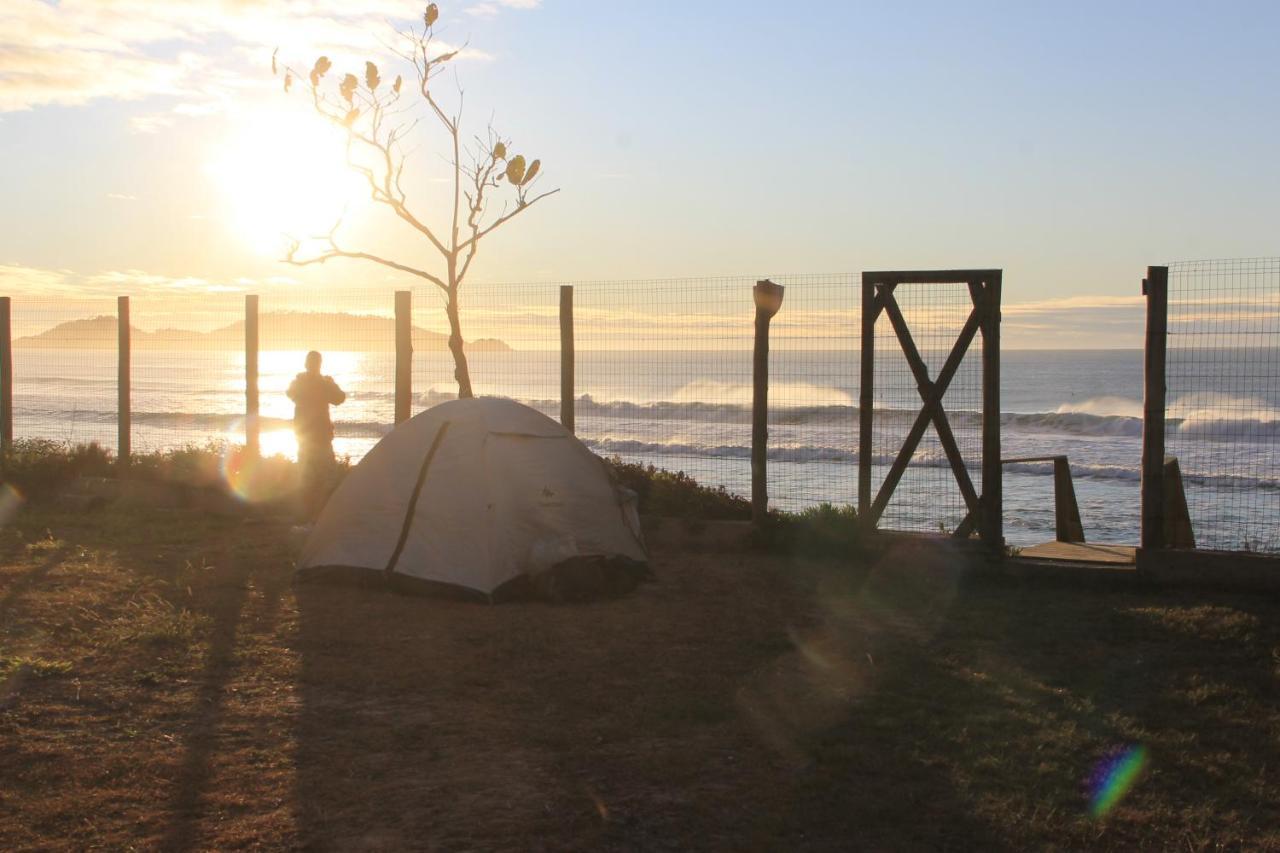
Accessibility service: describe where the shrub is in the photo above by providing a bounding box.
[1,439,115,496]
[756,502,865,559]
[602,457,751,520]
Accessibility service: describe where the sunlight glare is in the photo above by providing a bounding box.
[206,108,366,255]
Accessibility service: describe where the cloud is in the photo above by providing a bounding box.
[0,263,296,299]
[0,0,513,117]
[467,0,541,14]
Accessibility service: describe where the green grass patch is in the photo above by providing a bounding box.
[0,655,73,678]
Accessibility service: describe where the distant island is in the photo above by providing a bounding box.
[14,312,512,353]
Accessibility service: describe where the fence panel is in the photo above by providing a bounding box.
[257,288,396,463]
[766,274,859,512]
[1166,258,1280,553]
[11,297,121,452]
[415,283,562,417]
[127,293,245,454]
[567,278,754,500]
[869,280,985,534]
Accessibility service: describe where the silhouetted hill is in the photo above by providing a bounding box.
[14,312,511,352]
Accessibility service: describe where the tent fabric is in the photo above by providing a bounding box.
[297,397,647,596]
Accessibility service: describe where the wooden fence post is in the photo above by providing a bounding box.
[0,297,11,456]
[395,291,412,423]
[560,286,575,433]
[117,295,130,472]
[858,276,875,525]
[752,280,784,527]
[245,294,259,457]
[1141,265,1169,552]
[980,272,1003,547]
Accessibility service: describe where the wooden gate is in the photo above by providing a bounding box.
[858,270,1002,546]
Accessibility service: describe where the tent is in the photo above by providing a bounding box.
[296,397,649,600]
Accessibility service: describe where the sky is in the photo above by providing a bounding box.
[0,0,1277,347]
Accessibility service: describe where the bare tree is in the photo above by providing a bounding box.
[276,3,557,398]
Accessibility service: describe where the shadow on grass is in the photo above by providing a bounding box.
[286,541,1009,850]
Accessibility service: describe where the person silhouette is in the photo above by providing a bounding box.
[288,350,346,520]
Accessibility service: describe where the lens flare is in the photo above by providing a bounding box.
[0,483,25,525]
[219,433,295,504]
[1089,745,1148,818]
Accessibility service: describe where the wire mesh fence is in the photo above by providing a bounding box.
[767,274,859,511]
[12,296,121,451]
[869,281,983,534]
[129,293,244,454]
[1,274,1002,532]
[1166,258,1280,553]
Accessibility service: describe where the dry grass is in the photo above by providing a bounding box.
[1,505,1278,850]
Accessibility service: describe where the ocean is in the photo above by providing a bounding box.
[10,347,1278,549]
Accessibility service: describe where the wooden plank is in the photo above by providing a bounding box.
[858,276,875,522]
[864,269,1003,285]
[1053,457,1085,543]
[0,296,11,454]
[1020,542,1135,565]
[1163,455,1195,548]
[245,294,259,457]
[560,285,574,433]
[117,295,130,472]
[880,292,980,515]
[1141,266,1168,550]
[980,272,1002,547]
[1138,546,1280,590]
[395,290,412,423]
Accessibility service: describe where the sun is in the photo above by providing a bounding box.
[207,107,366,255]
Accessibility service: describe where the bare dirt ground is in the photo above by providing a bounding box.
[1,504,1279,851]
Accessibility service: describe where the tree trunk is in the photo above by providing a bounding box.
[446,286,474,399]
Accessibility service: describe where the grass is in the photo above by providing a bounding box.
[1,503,1279,849]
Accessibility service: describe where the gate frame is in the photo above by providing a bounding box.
[858,269,1003,547]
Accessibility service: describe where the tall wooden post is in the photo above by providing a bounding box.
[752,280,784,527]
[858,276,875,524]
[1141,266,1169,552]
[980,272,1002,547]
[117,295,130,472]
[560,285,575,433]
[0,297,12,455]
[245,295,259,457]
[395,290,412,423]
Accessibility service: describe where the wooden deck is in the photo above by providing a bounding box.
[1017,541,1136,565]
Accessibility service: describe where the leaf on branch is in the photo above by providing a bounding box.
[271,48,278,75]
[340,73,358,104]
[393,75,403,94]
[284,72,293,93]
[425,3,439,27]
[365,61,381,91]
[310,56,331,87]
[522,159,540,186]
[435,50,458,64]
[343,108,360,127]
[505,155,526,185]
[493,141,507,160]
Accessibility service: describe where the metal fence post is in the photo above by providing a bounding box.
[752,280,784,527]
[0,297,11,455]
[560,285,574,433]
[1141,265,1169,552]
[395,290,412,423]
[245,294,259,457]
[117,295,130,472]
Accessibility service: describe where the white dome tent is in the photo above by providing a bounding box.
[296,397,649,601]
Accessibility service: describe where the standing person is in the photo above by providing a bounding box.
[288,350,346,520]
